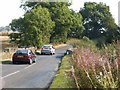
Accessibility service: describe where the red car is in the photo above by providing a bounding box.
[12,49,36,64]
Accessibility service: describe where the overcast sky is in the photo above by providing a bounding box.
[0,0,119,27]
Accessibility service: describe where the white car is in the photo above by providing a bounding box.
[41,45,55,55]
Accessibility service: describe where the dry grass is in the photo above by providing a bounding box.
[0,36,16,49]
[2,52,13,60]
[54,44,67,48]
[0,36,17,61]
[0,36,10,41]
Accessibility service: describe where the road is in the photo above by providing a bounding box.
[1,45,72,89]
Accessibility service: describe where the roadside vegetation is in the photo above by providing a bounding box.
[70,38,120,88]
[1,1,120,88]
[9,2,120,48]
[50,55,77,88]
[0,35,16,64]
[51,38,120,89]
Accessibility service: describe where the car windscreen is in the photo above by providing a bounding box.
[43,46,51,49]
[15,50,28,55]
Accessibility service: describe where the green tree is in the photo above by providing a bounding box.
[68,10,85,39]
[80,2,119,43]
[9,7,55,47]
[49,2,74,43]
[21,2,84,43]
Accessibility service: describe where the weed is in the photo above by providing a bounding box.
[71,40,120,88]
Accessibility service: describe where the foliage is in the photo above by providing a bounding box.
[71,39,120,88]
[49,2,74,43]
[68,37,97,52]
[9,7,55,47]
[80,2,119,43]
[51,39,120,88]
[9,1,120,47]
[68,10,85,39]
[7,1,120,88]
[39,2,84,43]
[21,2,84,43]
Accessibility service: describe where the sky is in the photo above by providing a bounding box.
[0,0,24,27]
[0,0,119,27]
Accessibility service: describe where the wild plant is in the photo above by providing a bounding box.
[72,45,120,88]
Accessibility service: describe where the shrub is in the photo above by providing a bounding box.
[68,37,97,52]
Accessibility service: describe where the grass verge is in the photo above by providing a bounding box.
[0,59,12,64]
[50,55,77,88]
[0,52,13,64]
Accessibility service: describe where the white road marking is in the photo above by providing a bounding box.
[2,71,20,79]
[2,63,36,79]
[24,63,36,69]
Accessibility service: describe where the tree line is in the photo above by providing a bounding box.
[9,2,120,48]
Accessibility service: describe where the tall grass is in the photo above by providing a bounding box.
[68,37,97,52]
[70,39,120,88]
[2,52,14,60]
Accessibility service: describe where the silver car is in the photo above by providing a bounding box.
[41,45,55,55]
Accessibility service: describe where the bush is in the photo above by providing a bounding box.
[68,37,97,52]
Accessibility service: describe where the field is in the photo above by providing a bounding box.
[0,36,16,48]
[0,36,17,61]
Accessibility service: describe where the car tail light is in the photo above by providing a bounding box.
[25,55,31,59]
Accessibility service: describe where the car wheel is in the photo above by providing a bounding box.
[33,58,36,63]
[29,59,32,65]
[50,53,53,55]
[41,53,44,55]
[12,61,16,64]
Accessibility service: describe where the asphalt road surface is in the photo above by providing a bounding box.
[1,45,72,89]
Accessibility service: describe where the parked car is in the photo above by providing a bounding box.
[34,48,41,55]
[41,45,55,55]
[12,49,36,64]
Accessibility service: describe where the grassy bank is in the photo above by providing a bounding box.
[69,38,120,88]
[0,52,13,64]
[50,55,77,88]
[51,38,120,89]
[0,40,17,63]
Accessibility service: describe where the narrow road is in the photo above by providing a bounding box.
[2,45,72,89]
